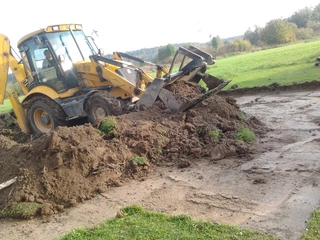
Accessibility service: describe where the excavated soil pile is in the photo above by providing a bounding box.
[0,82,267,218]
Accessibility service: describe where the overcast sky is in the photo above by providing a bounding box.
[2,0,319,54]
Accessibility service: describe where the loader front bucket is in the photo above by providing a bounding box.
[136,73,230,112]
[158,75,230,112]
[135,45,230,112]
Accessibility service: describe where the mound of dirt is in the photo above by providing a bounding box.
[0,83,267,219]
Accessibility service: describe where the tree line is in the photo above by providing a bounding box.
[208,4,320,55]
[124,4,320,63]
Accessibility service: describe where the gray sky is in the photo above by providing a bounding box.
[2,0,319,54]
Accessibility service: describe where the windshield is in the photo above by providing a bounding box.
[18,29,95,92]
[46,30,95,70]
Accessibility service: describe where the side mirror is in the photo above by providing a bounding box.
[58,54,65,63]
[98,48,104,56]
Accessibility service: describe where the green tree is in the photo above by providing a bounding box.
[211,35,222,49]
[311,3,320,22]
[244,26,262,45]
[157,44,176,61]
[287,7,313,28]
[261,19,297,44]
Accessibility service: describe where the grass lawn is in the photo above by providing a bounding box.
[207,40,320,90]
[60,205,279,240]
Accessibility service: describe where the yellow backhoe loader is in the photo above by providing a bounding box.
[0,24,229,135]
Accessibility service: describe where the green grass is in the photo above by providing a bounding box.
[235,127,256,143]
[98,118,117,137]
[207,130,221,142]
[60,205,278,240]
[301,208,320,239]
[157,129,167,135]
[132,156,148,166]
[1,202,42,219]
[207,40,320,90]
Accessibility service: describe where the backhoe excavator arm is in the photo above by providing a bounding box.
[113,51,169,78]
[0,34,11,104]
[0,34,29,133]
[0,34,28,103]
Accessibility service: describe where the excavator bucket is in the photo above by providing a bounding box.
[136,45,230,112]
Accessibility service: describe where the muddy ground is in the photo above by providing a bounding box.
[0,81,320,240]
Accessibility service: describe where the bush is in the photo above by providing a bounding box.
[296,27,314,40]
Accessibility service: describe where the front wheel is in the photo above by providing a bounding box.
[85,92,122,125]
[27,97,67,135]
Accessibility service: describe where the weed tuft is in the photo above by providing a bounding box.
[2,202,42,219]
[157,129,167,135]
[98,118,117,137]
[207,130,221,142]
[235,127,255,142]
[132,156,148,166]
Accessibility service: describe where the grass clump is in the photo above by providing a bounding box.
[155,148,163,155]
[157,129,167,135]
[1,202,42,219]
[60,205,279,240]
[301,208,320,239]
[208,130,221,142]
[235,127,255,143]
[98,118,117,137]
[238,112,246,121]
[132,156,148,167]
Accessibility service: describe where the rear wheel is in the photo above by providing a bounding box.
[27,97,67,135]
[85,92,122,125]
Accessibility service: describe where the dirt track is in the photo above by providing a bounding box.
[1,87,320,240]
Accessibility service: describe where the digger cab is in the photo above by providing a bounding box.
[17,24,98,93]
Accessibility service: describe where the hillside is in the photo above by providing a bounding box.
[205,39,320,90]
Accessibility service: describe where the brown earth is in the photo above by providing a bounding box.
[0,80,319,240]
[0,82,263,215]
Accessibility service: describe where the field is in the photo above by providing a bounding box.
[0,41,320,240]
[208,40,320,89]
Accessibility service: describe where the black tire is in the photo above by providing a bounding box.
[85,92,122,125]
[27,97,67,135]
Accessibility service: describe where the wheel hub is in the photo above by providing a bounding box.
[95,106,107,118]
[40,114,51,125]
